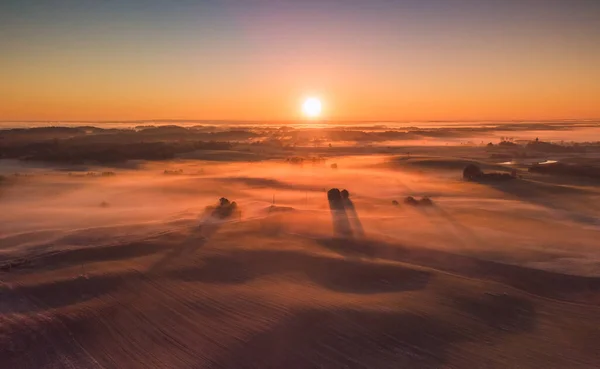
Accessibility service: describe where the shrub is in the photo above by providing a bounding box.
[463,164,483,180]
[404,196,433,206]
[327,188,342,202]
[404,196,418,205]
[208,197,239,219]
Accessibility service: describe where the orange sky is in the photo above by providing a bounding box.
[2,1,599,122]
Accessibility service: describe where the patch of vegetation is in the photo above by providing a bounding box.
[526,139,586,153]
[403,196,433,206]
[1,139,232,164]
[285,156,327,165]
[528,162,600,179]
[463,164,516,182]
[327,188,342,202]
[206,197,240,219]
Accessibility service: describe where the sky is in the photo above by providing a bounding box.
[1,0,599,122]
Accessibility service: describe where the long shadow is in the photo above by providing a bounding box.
[382,175,600,303]
[328,197,353,238]
[343,198,365,238]
[424,204,482,248]
[327,189,366,238]
[392,174,482,249]
[147,217,222,274]
[483,179,600,226]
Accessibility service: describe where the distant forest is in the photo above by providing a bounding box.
[1,124,598,164]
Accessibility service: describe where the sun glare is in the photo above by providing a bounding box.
[302,97,322,119]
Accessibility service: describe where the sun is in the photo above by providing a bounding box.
[301,97,322,119]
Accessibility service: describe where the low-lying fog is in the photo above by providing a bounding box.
[2,150,599,276]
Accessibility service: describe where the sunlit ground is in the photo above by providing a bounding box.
[1,125,600,368]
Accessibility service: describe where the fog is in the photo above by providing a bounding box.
[3,125,600,368]
[2,151,599,276]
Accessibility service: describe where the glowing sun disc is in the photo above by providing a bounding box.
[302,97,322,118]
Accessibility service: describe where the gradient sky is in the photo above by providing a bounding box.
[1,0,599,122]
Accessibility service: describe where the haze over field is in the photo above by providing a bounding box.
[2,123,600,368]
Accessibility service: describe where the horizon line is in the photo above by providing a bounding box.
[1,118,598,124]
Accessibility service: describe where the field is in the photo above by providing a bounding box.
[1,122,600,368]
